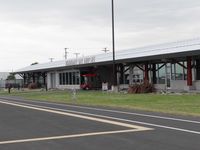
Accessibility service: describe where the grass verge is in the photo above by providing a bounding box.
[0,90,200,116]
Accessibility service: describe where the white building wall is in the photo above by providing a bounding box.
[47,72,51,89]
[119,84,129,90]
[154,84,166,91]
[194,81,200,90]
[47,70,81,90]
[55,72,59,89]
[47,71,62,89]
[170,80,187,91]
[0,80,6,88]
[45,66,199,91]
[57,85,80,90]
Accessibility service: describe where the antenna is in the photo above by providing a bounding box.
[102,47,109,53]
[74,52,80,64]
[64,48,69,60]
[49,58,54,62]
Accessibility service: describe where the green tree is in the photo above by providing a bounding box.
[7,73,16,80]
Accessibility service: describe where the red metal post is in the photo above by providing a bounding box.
[187,57,192,86]
[144,63,149,82]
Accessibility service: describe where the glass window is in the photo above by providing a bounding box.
[75,72,80,85]
[62,73,66,85]
[183,61,187,80]
[175,63,184,80]
[66,73,69,85]
[59,71,80,85]
[69,72,72,85]
[72,72,76,84]
[124,66,129,84]
[166,62,187,81]
[157,64,165,84]
[132,66,143,83]
[59,73,63,85]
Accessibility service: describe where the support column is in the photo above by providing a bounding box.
[196,59,200,80]
[152,64,157,84]
[42,72,47,91]
[27,73,31,84]
[32,73,35,83]
[187,57,192,86]
[23,74,26,87]
[144,63,149,82]
[119,64,124,84]
[36,73,40,84]
[43,73,46,85]
[129,65,134,85]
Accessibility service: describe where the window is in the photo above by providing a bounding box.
[69,72,72,85]
[75,72,80,84]
[66,73,69,85]
[72,72,76,84]
[59,73,62,85]
[171,62,187,80]
[59,71,80,85]
[63,73,66,84]
[132,66,143,83]
[156,64,165,84]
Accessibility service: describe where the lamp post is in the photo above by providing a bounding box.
[111,0,117,88]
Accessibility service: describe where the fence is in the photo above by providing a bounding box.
[0,79,23,89]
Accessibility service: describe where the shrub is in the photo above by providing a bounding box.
[5,83,20,89]
[28,83,38,89]
[128,81,154,94]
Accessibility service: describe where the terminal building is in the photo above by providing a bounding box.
[14,38,200,92]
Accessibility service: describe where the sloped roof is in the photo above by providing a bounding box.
[15,38,200,73]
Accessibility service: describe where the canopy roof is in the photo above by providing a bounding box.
[15,38,200,73]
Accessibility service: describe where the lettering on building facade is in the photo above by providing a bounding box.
[66,56,96,66]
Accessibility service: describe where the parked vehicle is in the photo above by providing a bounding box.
[80,74,100,90]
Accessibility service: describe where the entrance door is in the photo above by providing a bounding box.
[50,73,56,89]
[165,63,171,88]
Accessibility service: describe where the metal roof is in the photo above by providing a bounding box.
[15,38,200,73]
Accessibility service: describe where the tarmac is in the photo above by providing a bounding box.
[0,96,199,150]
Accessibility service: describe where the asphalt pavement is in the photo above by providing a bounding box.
[0,96,199,150]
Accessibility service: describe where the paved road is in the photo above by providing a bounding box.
[0,96,200,150]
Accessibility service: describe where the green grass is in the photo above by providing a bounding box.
[0,89,200,116]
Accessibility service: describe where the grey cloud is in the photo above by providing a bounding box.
[0,0,200,71]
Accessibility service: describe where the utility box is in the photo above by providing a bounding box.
[102,82,108,91]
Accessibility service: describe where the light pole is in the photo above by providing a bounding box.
[111,0,117,87]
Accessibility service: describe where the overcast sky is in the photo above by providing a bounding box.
[1,0,200,72]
